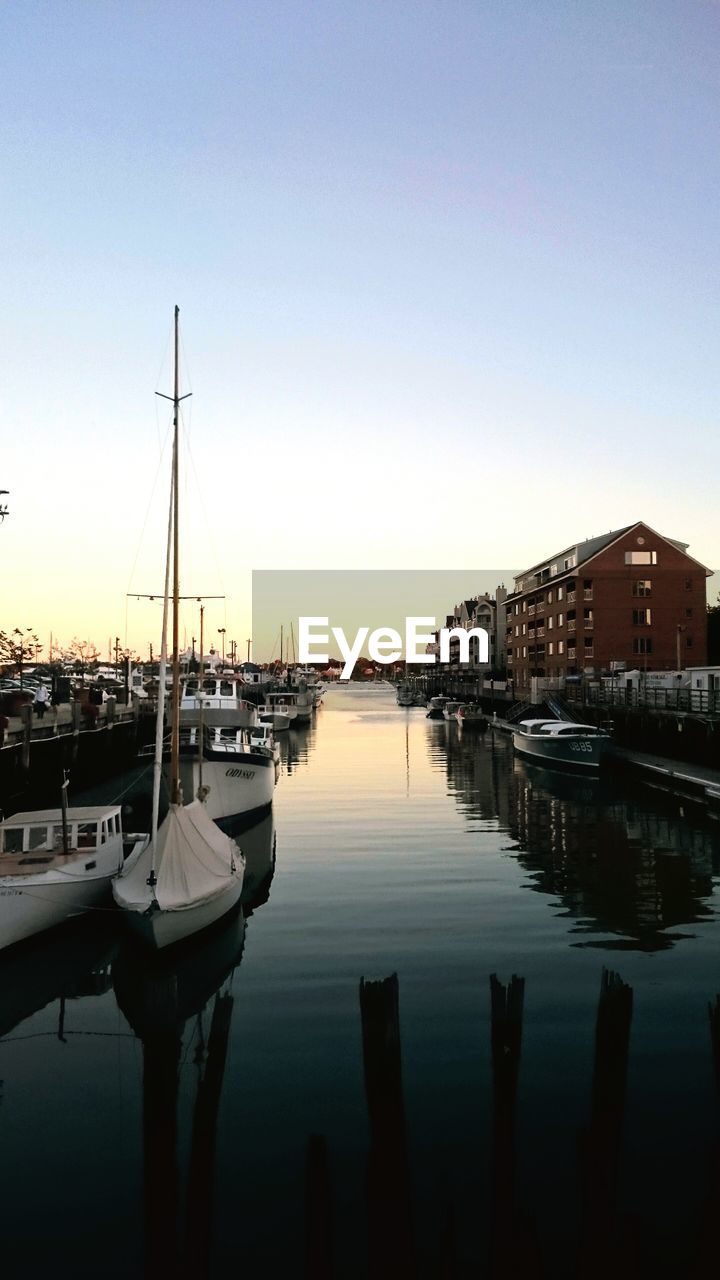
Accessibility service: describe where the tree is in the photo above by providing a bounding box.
[61,638,101,687]
[0,628,41,686]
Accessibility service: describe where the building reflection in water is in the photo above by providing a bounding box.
[429,721,720,952]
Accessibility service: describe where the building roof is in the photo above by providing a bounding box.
[511,521,712,594]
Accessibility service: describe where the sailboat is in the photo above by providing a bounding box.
[113,307,245,948]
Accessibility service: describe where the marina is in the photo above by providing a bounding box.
[0,685,720,1276]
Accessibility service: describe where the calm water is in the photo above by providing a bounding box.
[2,684,720,1278]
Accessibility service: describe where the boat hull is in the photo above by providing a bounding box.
[512,730,609,770]
[0,834,147,952]
[123,874,244,950]
[178,754,276,823]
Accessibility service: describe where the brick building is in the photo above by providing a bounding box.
[506,522,710,688]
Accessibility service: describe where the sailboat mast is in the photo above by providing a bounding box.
[171,305,182,805]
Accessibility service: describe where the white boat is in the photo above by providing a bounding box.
[443,701,461,721]
[0,804,148,952]
[259,708,291,732]
[396,681,415,707]
[262,688,312,724]
[456,703,489,730]
[180,675,257,724]
[512,718,611,770]
[113,305,245,949]
[178,722,278,827]
[426,696,450,720]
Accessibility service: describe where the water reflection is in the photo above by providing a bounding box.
[113,907,246,1275]
[0,915,116,1040]
[429,719,720,951]
[278,717,319,776]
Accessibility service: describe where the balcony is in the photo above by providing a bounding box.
[567,591,576,604]
[584,619,594,630]
[568,620,576,632]
[528,605,536,617]
[568,648,576,660]
[536,626,545,638]
[584,588,593,600]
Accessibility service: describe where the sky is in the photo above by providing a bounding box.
[1,1,718,661]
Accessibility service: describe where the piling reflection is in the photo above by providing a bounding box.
[113,908,246,1276]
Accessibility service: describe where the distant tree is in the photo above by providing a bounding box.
[61,638,101,687]
[0,628,41,683]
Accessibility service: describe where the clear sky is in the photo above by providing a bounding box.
[1,1,718,660]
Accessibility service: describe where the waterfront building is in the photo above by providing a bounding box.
[505,522,710,689]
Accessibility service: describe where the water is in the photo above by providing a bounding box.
[1,684,719,1277]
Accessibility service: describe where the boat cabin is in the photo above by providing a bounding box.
[517,720,608,737]
[0,805,123,861]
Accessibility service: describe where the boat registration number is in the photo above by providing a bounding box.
[569,741,593,753]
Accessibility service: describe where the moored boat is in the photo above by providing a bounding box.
[443,701,461,721]
[426,696,450,720]
[456,703,488,730]
[512,718,610,770]
[0,804,148,952]
[112,306,245,949]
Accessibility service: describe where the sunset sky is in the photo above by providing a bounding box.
[1,2,718,661]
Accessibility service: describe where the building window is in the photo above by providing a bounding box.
[685,578,692,590]
[633,580,652,597]
[522,623,526,636]
[685,608,693,618]
[633,608,652,625]
[558,640,564,655]
[557,613,564,627]
[548,642,554,656]
[547,616,554,630]
[547,591,553,603]
[687,636,693,648]
[557,586,564,602]
[625,550,657,565]
[522,646,527,658]
[633,638,653,655]
[584,636,593,648]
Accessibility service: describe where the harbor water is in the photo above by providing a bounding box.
[1,683,720,1277]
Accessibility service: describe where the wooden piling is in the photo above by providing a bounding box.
[577,968,633,1280]
[489,972,528,1278]
[359,972,416,1279]
[304,1134,334,1280]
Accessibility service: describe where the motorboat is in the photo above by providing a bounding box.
[0,803,148,951]
[426,696,450,720]
[396,682,415,707]
[443,701,461,721]
[512,718,611,770]
[180,675,257,725]
[177,722,278,828]
[456,703,489,731]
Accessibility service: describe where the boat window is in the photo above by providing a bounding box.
[29,825,50,851]
[202,679,216,694]
[186,679,198,695]
[2,829,25,855]
[77,823,97,848]
[220,681,234,697]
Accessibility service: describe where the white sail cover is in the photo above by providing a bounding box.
[114,800,242,912]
